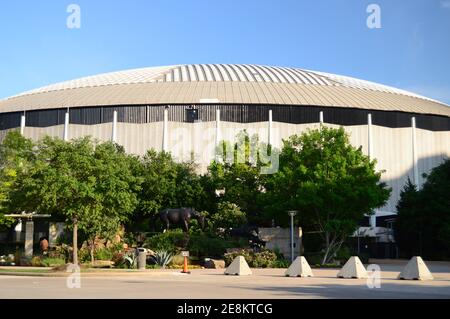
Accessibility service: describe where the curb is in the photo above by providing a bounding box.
[0,270,181,277]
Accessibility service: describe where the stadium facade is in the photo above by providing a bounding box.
[1,64,449,235]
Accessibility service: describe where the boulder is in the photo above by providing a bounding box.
[204,259,226,269]
[92,260,114,268]
[145,249,155,256]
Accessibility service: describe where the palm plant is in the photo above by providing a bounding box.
[123,250,138,269]
[151,250,173,269]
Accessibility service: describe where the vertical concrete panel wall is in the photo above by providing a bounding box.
[23,125,65,141]
[271,122,321,149]
[69,123,112,142]
[242,122,269,143]
[170,121,219,171]
[415,129,449,187]
[437,131,450,159]
[220,122,247,145]
[371,126,414,213]
[345,125,369,155]
[116,122,163,156]
[192,122,216,168]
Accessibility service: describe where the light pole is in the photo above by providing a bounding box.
[288,210,298,263]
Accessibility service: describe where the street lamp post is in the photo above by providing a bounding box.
[288,211,298,263]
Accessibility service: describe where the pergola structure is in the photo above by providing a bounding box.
[5,213,53,258]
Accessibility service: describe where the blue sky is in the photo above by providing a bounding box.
[0,0,449,104]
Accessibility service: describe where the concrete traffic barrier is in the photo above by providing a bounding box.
[337,256,368,279]
[224,256,252,275]
[285,256,314,277]
[398,256,433,280]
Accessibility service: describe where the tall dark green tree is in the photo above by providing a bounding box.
[395,159,450,259]
[394,179,422,256]
[263,126,390,264]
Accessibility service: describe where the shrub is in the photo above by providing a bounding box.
[303,253,323,265]
[144,230,187,253]
[271,259,290,268]
[335,246,352,264]
[31,256,43,267]
[334,247,369,264]
[42,257,66,267]
[95,248,114,261]
[31,256,66,267]
[112,251,125,267]
[170,254,185,266]
[250,250,277,268]
[188,234,231,258]
[224,249,251,266]
[78,247,91,263]
[223,249,277,268]
[47,244,71,261]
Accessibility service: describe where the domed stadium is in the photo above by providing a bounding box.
[1,64,449,230]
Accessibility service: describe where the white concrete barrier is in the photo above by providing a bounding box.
[224,256,252,276]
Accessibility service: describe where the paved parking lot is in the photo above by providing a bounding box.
[1,261,450,299]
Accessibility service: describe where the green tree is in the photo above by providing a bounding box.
[207,130,276,225]
[210,201,247,230]
[80,214,121,264]
[10,137,140,264]
[394,179,422,256]
[264,126,390,264]
[133,150,210,230]
[0,131,35,228]
[395,159,450,259]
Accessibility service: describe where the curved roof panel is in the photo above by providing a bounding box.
[1,64,449,117]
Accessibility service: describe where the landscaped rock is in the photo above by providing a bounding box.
[146,249,156,256]
[204,259,226,269]
[92,260,114,268]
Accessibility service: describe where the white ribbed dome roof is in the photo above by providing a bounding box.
[13,64,434,101]
[1,64,449,117]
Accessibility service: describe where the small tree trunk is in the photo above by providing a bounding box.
[90,239,95,265]
[73,217,78,265]
[321,232,330,265]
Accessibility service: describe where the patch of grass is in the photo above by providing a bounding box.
[0,268,54,273]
